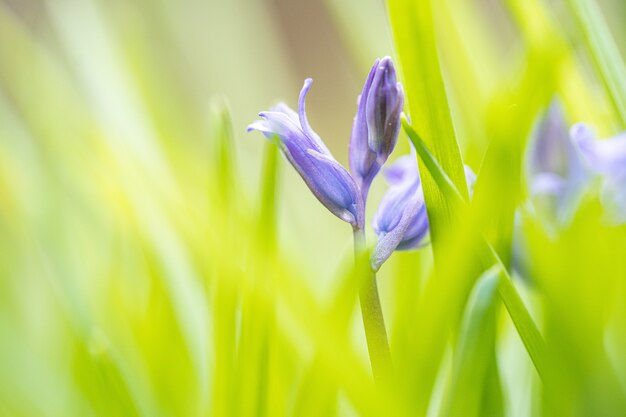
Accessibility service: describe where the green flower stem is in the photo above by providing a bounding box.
[353,227,392,384]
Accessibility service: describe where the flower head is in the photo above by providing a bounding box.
[370,148,427,270]
[371,147,477,271]
[248,79,363,227]
[349,57,404,198]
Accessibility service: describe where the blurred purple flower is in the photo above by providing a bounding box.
[349,57,404,200]
[571,122,626,223]
[248,78,363,227]
[570,123,626,176]
[527,101,587,224]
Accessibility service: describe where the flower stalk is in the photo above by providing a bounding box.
[353,227,392,385]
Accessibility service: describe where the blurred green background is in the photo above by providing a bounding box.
[1,0,626,416]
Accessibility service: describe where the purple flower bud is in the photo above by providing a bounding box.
[349,57,404,198]
[371,148,476,270]
[370,149,427,271]
[248,79,363,227]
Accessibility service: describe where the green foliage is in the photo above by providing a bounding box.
[0,0,625,416]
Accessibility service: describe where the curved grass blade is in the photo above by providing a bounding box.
[566,0,626,127]
[387,0,468,264]
[490,249,548,382]
[441,266,503,417]
[402,119,549,381]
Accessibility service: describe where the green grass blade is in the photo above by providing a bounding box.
[566,0,626,126]
[401,116,466,206]
[441,267,503,417]
[489,247,548,381]
[387,0,468,262]
[402,121,549,381]
[208,97,237,207]
[258,141,280,252]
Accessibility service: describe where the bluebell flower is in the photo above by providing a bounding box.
[248,79,363,227]
[527,101,587,225]
[349,57,404,199]
[571,123,626,223]
[371,152,427,270]
[371,146,477,270]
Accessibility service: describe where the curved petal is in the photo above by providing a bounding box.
[349,58,381,186]
[248,81,361,227]
[255,111,303,141]
[271,102,299,122]
[531,172,567,196]
[298,78,330,155]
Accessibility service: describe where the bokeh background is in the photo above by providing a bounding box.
[1,0,626,416]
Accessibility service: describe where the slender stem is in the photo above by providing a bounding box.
[353,228,392,384]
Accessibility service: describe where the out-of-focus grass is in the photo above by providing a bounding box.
[0,0,625,416]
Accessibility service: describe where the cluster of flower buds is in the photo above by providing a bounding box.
[249,57,473,270]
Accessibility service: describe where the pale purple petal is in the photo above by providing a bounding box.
[571,123,626,176]
[530,102,570,177]
[298,78,331,155]
[349,59,379,184]
[526,102,588,225]
[531,173,567,196]
[384,146,419,186]
[248,79,362,227]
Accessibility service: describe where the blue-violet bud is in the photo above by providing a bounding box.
[248,79,363,227]
[349,57,404,199]
[371,147,476,271]
[370,148,426,271]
